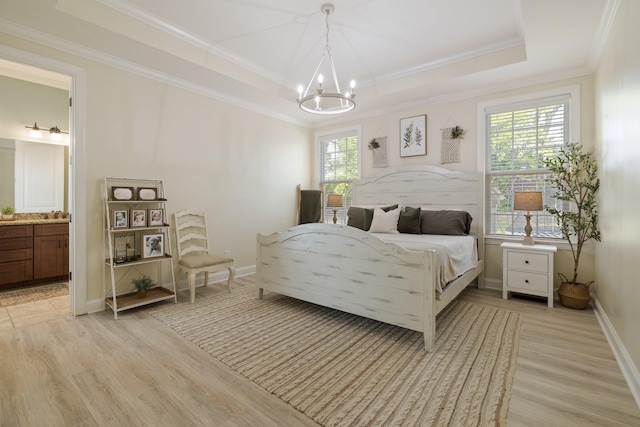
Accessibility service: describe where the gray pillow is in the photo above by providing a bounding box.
[420,210,472,235]
[398,206,421,234]
[347,207,374,231]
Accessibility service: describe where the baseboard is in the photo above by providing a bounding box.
[86,298,104,314]
[86,264,258,314]
[483,277,503,291]
[592,295,640,410]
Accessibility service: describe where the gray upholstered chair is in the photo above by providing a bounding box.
[173,209,234,303]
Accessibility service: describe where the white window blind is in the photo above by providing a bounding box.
[485,98,570,238]
[319,129,359,224]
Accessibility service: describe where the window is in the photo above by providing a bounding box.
[482,88,580,239]
[317,127,360,224]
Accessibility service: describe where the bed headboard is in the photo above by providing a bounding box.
[353,165,484,258]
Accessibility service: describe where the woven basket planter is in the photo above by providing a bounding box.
[558,282,591,309]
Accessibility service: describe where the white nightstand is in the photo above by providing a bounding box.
[501,242,557,307]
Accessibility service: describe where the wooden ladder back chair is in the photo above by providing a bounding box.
[174,209,235,303]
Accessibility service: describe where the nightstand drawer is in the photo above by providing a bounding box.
[507,251,548,273]
[506,270,549,293]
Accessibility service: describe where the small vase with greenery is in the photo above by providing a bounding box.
[2,206,15,220]
[451,126,465,139]
[132,275,155,298]
[542,142,600,309]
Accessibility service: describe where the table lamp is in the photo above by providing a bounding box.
[513,191,543,245]
[327,194,343,224]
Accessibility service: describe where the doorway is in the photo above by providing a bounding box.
[0,45,87,317]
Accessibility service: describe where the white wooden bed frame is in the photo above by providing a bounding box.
[256,165,484,351]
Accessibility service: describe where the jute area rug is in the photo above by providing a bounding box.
[150,285,522,426]
[0,282,68,307]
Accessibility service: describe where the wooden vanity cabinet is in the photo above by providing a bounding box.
[34,223,69,280]
[0,225,34,289]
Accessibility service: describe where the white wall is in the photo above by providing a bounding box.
[316,75,596,290]
[0,33,312,303]
[594,0,640,376]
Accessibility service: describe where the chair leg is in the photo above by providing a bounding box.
[188,272,197,304]
[203,272,209,289]
[227,266,235,293]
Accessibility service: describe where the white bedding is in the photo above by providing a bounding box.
[369,233,478,294]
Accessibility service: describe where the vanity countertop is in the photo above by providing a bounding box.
[0,213,70,226]
[0,218,69,226]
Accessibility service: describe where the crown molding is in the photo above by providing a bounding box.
[313,66,592,129]
[0,18,306,127]
[587,0,621,70]
[365,36,526,87]
[96,0,284,85]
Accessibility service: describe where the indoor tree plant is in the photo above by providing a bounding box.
[543,142,601,309]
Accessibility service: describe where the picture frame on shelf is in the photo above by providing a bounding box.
[113,232,136,263]
[113,210,128,229]
[148,208,164,227]
[400,114,427,157]
[142,233,164,258]
[131,209,147,228]
[111,186,135,201]
[137,187,158,201]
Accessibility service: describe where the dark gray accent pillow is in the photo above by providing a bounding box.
[398,206,421,234]
[420,210,472,235]
[347,207,366,230]
[347,206,396,231]
[364,209,374,231]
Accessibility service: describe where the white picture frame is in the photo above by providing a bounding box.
[142,233,164,258]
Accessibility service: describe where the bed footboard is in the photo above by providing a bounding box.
[257,223,439,350]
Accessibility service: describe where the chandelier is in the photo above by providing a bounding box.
[297,4,356,115]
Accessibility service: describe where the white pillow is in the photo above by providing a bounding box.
[369,207,401,233]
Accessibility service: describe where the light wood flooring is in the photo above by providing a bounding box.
[0,275,639,426]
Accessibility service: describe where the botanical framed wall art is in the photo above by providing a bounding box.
[400,115,427,157]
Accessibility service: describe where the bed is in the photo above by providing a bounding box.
[256,165,485,351]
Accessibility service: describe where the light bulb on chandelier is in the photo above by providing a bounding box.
[297,3,356,115]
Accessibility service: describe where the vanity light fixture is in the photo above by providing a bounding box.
[25,122,43,138]
[25,123,69,140]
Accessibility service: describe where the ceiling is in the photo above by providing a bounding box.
[0,0,614,126]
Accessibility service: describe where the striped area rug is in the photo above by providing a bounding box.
[150,285,522,426]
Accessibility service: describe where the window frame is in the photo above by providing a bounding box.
[478,86,581,240]
[314,125,361,224]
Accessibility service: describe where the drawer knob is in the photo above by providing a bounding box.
[525,260,529,264]
[525,279,529,283]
